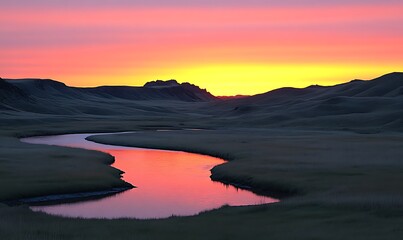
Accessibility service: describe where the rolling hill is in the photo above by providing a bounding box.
[0,78,215,115]
[207,72,403,131]
[1,73,402,131]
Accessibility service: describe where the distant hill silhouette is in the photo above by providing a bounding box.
[6,78,215,102]
[144,79,180,88]
[208,72,403,131]
[0,78,215,115]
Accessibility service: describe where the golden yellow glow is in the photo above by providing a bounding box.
[67,63,400,96]
[80,63,399,96]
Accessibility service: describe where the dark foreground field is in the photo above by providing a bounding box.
[1,116,403,240]
[1,73,403,239]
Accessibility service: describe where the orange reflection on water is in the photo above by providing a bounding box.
[24,133,277,219]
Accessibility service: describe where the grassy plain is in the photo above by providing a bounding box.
[0,105,403,239]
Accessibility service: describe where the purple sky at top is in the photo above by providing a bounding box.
[1,0,402,8]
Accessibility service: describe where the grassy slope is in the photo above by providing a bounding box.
[1,112,403,239]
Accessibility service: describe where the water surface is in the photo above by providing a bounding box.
[22,133,277,219]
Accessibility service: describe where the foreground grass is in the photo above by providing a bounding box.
[2,202,403,240]
[1,113,403,239]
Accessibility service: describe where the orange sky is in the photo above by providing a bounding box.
[1,2,402,95]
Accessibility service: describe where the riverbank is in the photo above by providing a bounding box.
[6,187,133,206]
[0,134,132,202]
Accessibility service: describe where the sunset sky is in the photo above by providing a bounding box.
[1,0,402,95]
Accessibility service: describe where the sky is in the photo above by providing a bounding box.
[1,0,402,95]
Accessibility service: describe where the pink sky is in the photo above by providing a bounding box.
[1,1,402,95]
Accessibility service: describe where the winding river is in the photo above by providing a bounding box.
[21,133,278,219]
